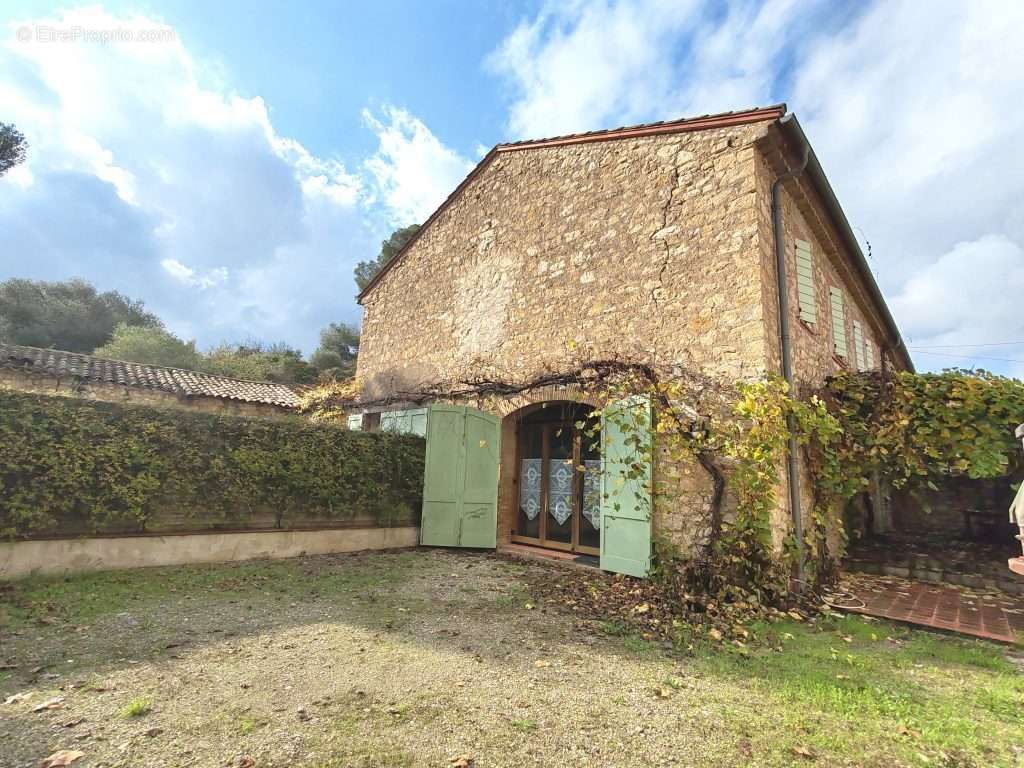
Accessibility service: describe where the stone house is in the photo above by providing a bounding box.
[350,104,912,577]
[0,342,300,418]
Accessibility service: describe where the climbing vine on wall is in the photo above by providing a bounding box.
[805,368,1024,518]
[0,389,425,538]
[306,358,830,601]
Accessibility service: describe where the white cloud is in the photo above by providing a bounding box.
[160,258,228,290]
[487,0,810,140]
[887,236,1024,379]
[0,7,466,352]
[487,0,695,139]
[488,0,1024,375]
[362,105,475,225]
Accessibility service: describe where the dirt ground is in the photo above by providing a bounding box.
[1,550,1021,768]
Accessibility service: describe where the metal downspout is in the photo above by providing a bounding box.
[771,130,810,587]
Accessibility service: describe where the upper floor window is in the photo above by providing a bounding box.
[853,320,866,370]
[795,239,817,325]
[829,286,848,360]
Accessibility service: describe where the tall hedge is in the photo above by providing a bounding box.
[0,390,425,538]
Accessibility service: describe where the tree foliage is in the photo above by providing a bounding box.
[309,321,359,379]
[94,323,202,369]
[0,389,425,538]
[0,277,357,385]
[0,278,162,352]
[0,122,28,176]
[354,224,420,292]
[808,368,1024,504]
[202,341,319,385]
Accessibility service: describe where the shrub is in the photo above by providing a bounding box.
[0,390,424,538]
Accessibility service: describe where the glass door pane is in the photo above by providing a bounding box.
[578,414,601,551]
[517,423,543,539]
[545,424,574,545]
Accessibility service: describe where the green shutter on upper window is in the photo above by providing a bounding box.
[795,239,817,324]
[853,320,865,370]
[865,339,875,369]
[347,413,363,431]
[829,287,848,359]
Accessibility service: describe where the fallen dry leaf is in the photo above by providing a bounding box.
[791,745,816,760]
[533,660,551,668]
[41,750,85,767]
[633,603,650,614]
[4,692,31,705]
[707,628,723,642]
[450,754,475,768]
[33,696,66,712]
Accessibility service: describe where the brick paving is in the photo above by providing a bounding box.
[832,572,1024,644]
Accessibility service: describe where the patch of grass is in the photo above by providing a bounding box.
[0,552,426,629]
[119,697,152,718]
[511,718,537,732]
[690,615,1022,764]
[662,675,684,690]
[238,716,259,735]
[599,619,628,636]
[898,632,1014,672]
[622,633,659,656]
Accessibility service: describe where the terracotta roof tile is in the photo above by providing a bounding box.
[0,343,301,409]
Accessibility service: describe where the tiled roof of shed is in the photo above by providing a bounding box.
[0,342,301,409]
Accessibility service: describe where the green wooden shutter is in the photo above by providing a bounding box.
[864,339,875,370]
[347,413,363,431]
[420,404,499,548]
[380,411,398,433]
[853,320,865,370]
[795,239,817,324]
[459,409,500,548]
[829,287,848,359]
[599,395,653,577]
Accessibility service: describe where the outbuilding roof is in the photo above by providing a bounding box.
[0,342,301,409]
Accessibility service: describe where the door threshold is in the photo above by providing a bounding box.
[498,542,600,570]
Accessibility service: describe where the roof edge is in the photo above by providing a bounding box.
[356,104,787,303]
[776,114,914,372]
[0,342,303,406]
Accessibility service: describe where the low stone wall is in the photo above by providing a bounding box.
[0,526,419,579]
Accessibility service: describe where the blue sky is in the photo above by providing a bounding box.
[2,0,1023,375]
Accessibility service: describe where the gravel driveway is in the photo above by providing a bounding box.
[1,549,1020,767]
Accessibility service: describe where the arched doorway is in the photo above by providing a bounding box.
[511,402,601,555]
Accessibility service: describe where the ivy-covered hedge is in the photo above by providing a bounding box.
[0,390,425,538]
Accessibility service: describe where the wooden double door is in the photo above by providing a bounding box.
[512,404,601,556]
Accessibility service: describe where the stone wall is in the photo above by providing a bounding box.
[357,119,910,561]
[0,367,296,420]
[752,129,911,558]
[359,123,776,397]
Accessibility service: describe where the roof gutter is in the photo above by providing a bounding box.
[777,114,913,372]
[771,138,810,588]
